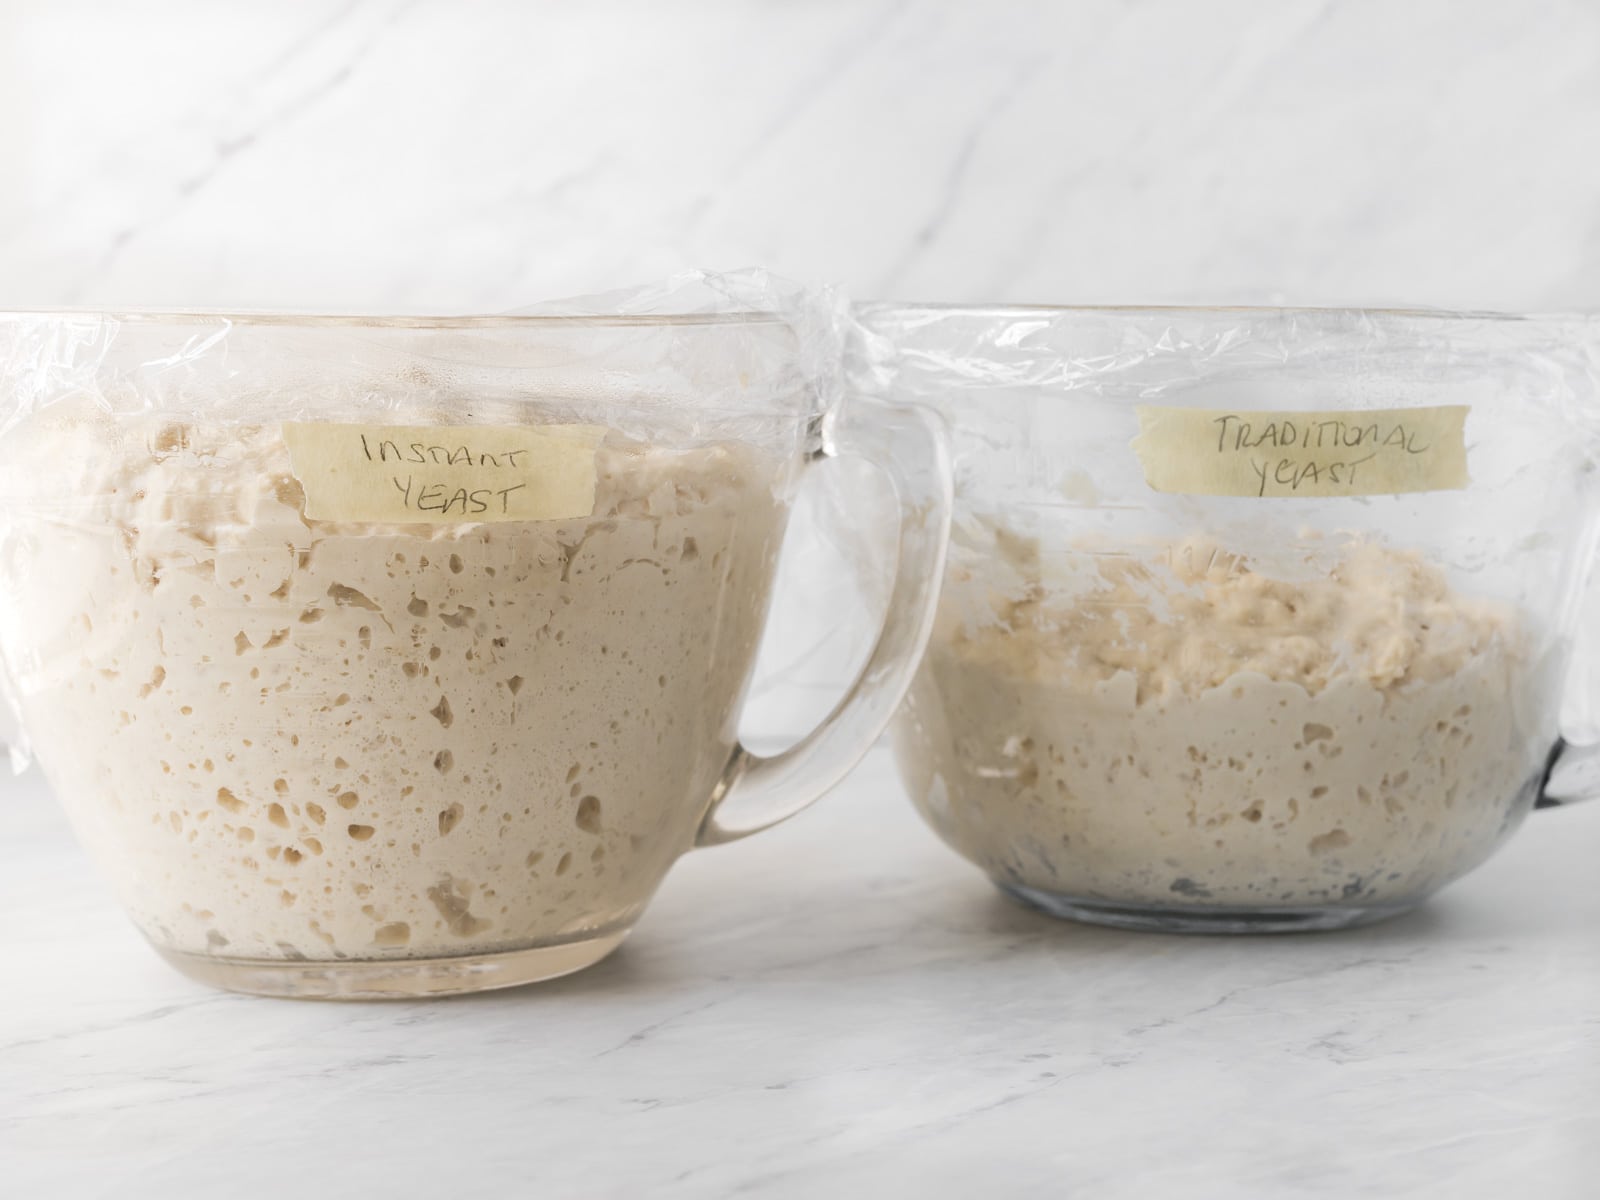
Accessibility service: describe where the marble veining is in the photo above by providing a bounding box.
[2,1,1598,315]
[1,749,1596,1197]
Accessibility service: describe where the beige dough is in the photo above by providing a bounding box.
[895,534,1550,910]
[0,414,789,960]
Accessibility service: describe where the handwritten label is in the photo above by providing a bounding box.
[1131,405,1470,498]
[282,423,606,523]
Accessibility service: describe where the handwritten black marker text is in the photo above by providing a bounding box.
[1213,414,1432,497]
[361,435,530,469]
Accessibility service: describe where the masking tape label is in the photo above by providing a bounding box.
[1131,405,1470,498]
[282,422,607,523]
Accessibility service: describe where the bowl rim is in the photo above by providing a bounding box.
[854,301,1590,323]
[0,309,794,329]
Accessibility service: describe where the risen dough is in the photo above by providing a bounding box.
[895,535,1548,910]
[0,415,789,960]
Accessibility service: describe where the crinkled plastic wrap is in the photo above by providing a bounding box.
[0,270,848,772]
[856,303,1600,925]
[0,270,845,443]
[853,304,1600,645]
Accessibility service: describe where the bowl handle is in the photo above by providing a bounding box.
[1539,542,1600,806]
[696,399,952,846]
[1541,737,1600,808]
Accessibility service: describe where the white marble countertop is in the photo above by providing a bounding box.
[2,745,1596,1198]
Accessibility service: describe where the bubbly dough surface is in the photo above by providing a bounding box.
[1,416,789,959]
[895,535,1548,909]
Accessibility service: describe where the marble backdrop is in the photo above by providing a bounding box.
[3,0,1598,311]
[1,0,1598,744]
